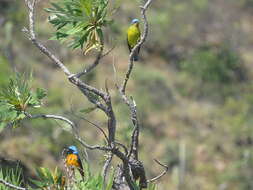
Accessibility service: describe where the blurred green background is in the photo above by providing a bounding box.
[1,0,253,189]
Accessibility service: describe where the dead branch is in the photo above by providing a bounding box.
[25,113,110,151]
[147,159,169,183]
[71,113,109,144]
[127,98,139,160]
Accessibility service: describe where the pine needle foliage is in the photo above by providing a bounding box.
[45,0,112,54]
[29,165,115,190]
[0,73,46,131]
[0,167,24,190]
[30,167,65,190]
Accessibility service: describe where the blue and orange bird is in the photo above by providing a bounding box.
[65,145,84,179]
[127,19,141,61]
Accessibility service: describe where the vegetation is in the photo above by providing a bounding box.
[0,167,24,190]
[1,0,253,189]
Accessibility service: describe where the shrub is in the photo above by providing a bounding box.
[180,45,246,84]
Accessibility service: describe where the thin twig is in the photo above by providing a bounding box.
[147,159,169,183]
[75,46,115,78]
[115,141,128,155]
[72,114,109,144]
[75,49,103,78]
[0,179,27,190]
[101,45,115,58]
[25,113,110,151]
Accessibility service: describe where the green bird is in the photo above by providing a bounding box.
[127,19,141,61]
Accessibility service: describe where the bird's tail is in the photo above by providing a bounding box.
[133,54,139,61]
[78,167,85,180]
[132,46,140,61]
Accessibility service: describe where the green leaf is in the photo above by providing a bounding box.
[35,168,47,182]
[96,28,104,44]
[30,178,46,188]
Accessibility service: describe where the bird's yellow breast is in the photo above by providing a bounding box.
[127,24,141,48]
[66,154,80,167]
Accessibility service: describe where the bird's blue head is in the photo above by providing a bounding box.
[68,145,79,154]
[131,19,139,24]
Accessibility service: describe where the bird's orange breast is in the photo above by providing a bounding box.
[66,154,80,167]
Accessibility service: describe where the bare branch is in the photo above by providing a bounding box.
[74,46,115,79]
[102,141,128,182]
[120,0,153,94]
[0,179,27,190]
[75,49,103,78]
[147,159,169,183]
[72,114,109,144]
[115,141,129,155]
[77,87,107,112]
[101,45,115,58]
[117,86,140,160]
[25,113,110,151]
[111,149,136,190]
[105,96,116,144]
[103,80,116,146]
[118,0,154,161]
[127,98,140,160]
[24,0,71,77]
[102,153,113,182]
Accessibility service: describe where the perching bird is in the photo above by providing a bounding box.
[65,145,84,179]
[127,18,141,61]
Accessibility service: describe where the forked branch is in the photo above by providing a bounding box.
[119,0,154,160]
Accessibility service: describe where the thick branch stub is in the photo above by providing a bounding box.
[129,157,147,189]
